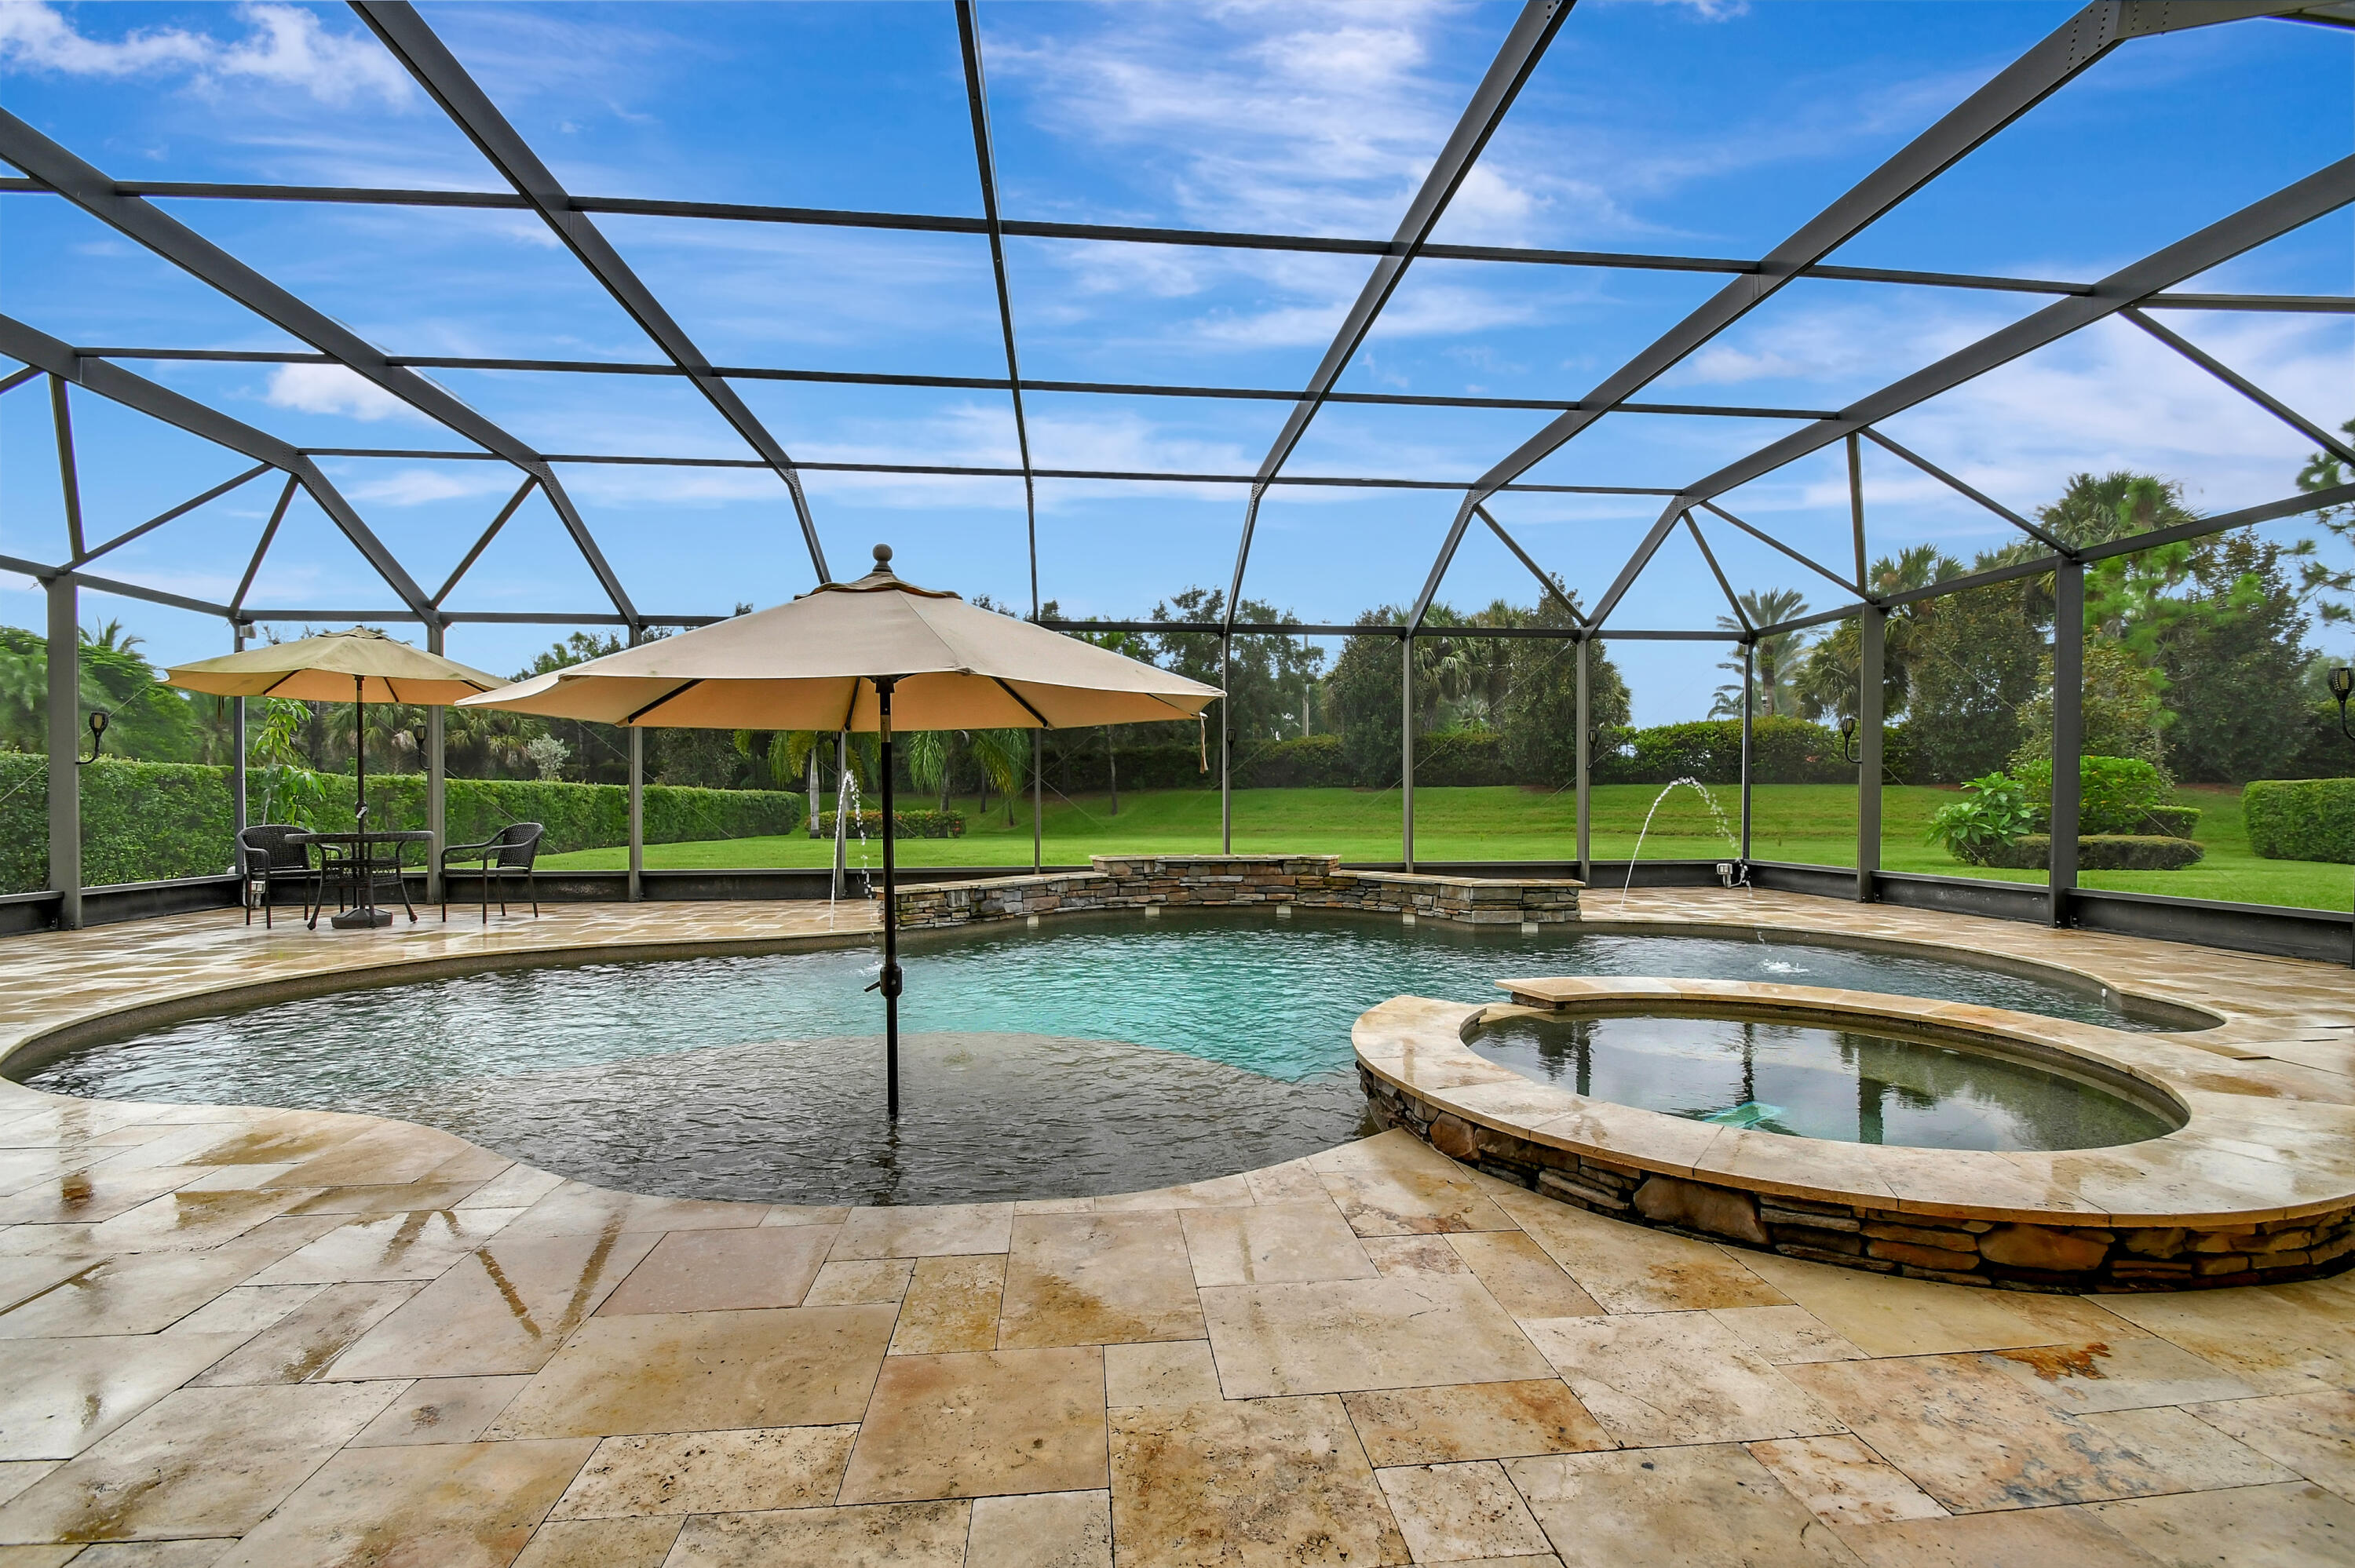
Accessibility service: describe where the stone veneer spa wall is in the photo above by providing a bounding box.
[1356,988,2355,1296]
[896,853,1583,928]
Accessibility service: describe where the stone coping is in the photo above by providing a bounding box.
[896,851,1583,931]
[1354,980,2355,1289]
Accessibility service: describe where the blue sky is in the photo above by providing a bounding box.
[2,0,2350,720]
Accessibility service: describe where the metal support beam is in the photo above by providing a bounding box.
[955,1,1040,619]
[1847,432,1869,589]
[72,462,273,570]
[1681,155,2355,506]
[70,349,1860,421]
[232,476,300,617]
[1228,0,1568,625]
[2050,560,2085,928]
[1740,644,1754,865]
[1574,637,1591,884]
[426,623,447,905]
[1407,0,2295,605]
[1857,607,1885,904]
[231,622,247,840]
[629,727,645,902]
[46,574,79,931]
[0,364,42,396]
[2121,306,2355,465]
[1684,512,1750,629]
[1478,505,1586,624]
[1401,633,1415,873]
[1219,635,1232,854]
[0,313,431,620]
[1586,498,1691,629]
[433,478,538,607]
[1693,501,1865,599]
[629,621,646,902]
[1859,428,2070,552]
[0,115,623,620]
[49,376,84,560]
[353,2,825,586]
[31,178,2347,309]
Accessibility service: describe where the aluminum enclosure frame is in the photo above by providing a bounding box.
[1,0,2350,955]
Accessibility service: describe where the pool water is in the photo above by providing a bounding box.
[18,910,2181,1203]
[1466,1011,2179,1152]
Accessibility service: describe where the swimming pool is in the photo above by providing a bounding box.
[16,910,2189,1204]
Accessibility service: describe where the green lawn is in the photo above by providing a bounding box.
[539,781,2355,913]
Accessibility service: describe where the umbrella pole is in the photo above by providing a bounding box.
[877,678,901,1119]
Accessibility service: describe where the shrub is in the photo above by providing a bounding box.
[817,809,965,840]
[1042,740,1211,793]
[1236,735,1350,789]
[2133,804,2201,840]
[1926,772,2036,862]
[2014,755,2169,835]
[1414,730,1512,787]
[1590,716,1904,786]
[2244,779,2355,865]
[0,756,805,894]
[1976,834,2206,871]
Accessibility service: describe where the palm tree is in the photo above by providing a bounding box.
[1711,589,1809,717]
[906,728,1026,821]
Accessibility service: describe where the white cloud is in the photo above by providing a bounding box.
[264,364,419,423]
[1605,0,1752,21]
[1707,307,2353,544]
[0,2,414,107]
[342,468,509,507]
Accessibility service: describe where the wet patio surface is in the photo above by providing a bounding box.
[0,892,2349,1565]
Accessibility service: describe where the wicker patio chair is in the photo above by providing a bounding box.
[236,823,320,929]
[440,822,544,923]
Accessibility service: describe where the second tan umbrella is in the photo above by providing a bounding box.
[169,626,506,927]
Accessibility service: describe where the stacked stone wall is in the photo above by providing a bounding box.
[895,854,1580,930]
[1363,1070,2355,1293]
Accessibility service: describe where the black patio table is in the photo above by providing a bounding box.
[293,830,434,930]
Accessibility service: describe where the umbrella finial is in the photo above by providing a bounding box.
[872,543,894,570]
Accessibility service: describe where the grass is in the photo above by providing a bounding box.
[537,781,2355,914]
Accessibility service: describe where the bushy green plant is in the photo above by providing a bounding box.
[1925,772,2036,862]
[1235,735,1350,789]
[817,810,966,839]
[2014,754,2169,834]
[2244,778,2355,864]
[0,760,806,895]
[1977,834,2206,871]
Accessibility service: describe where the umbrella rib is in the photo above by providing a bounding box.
[623,680,700,726]
[992,678,1052,727]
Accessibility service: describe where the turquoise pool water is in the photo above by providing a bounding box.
[18,910,2181,1203]
[1466,1011,2178,1152]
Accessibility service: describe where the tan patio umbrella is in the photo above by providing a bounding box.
[167,628,507,923]
[458,545,1223,1115]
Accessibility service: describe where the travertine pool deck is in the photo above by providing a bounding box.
[0,892,2350,1564]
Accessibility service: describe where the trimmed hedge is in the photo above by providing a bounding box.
[2244,778,2355,865]
[1592,717,1911,786]
[816,810,966,840]
[2133,804,2202,840]
[1236,735,1352,789]
[0,756,803,895]
[1044,740,1213,793]
[1413,730,1514,787]
[1975,833,2207,871]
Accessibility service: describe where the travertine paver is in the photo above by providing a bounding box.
[0,894,2348,1562]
